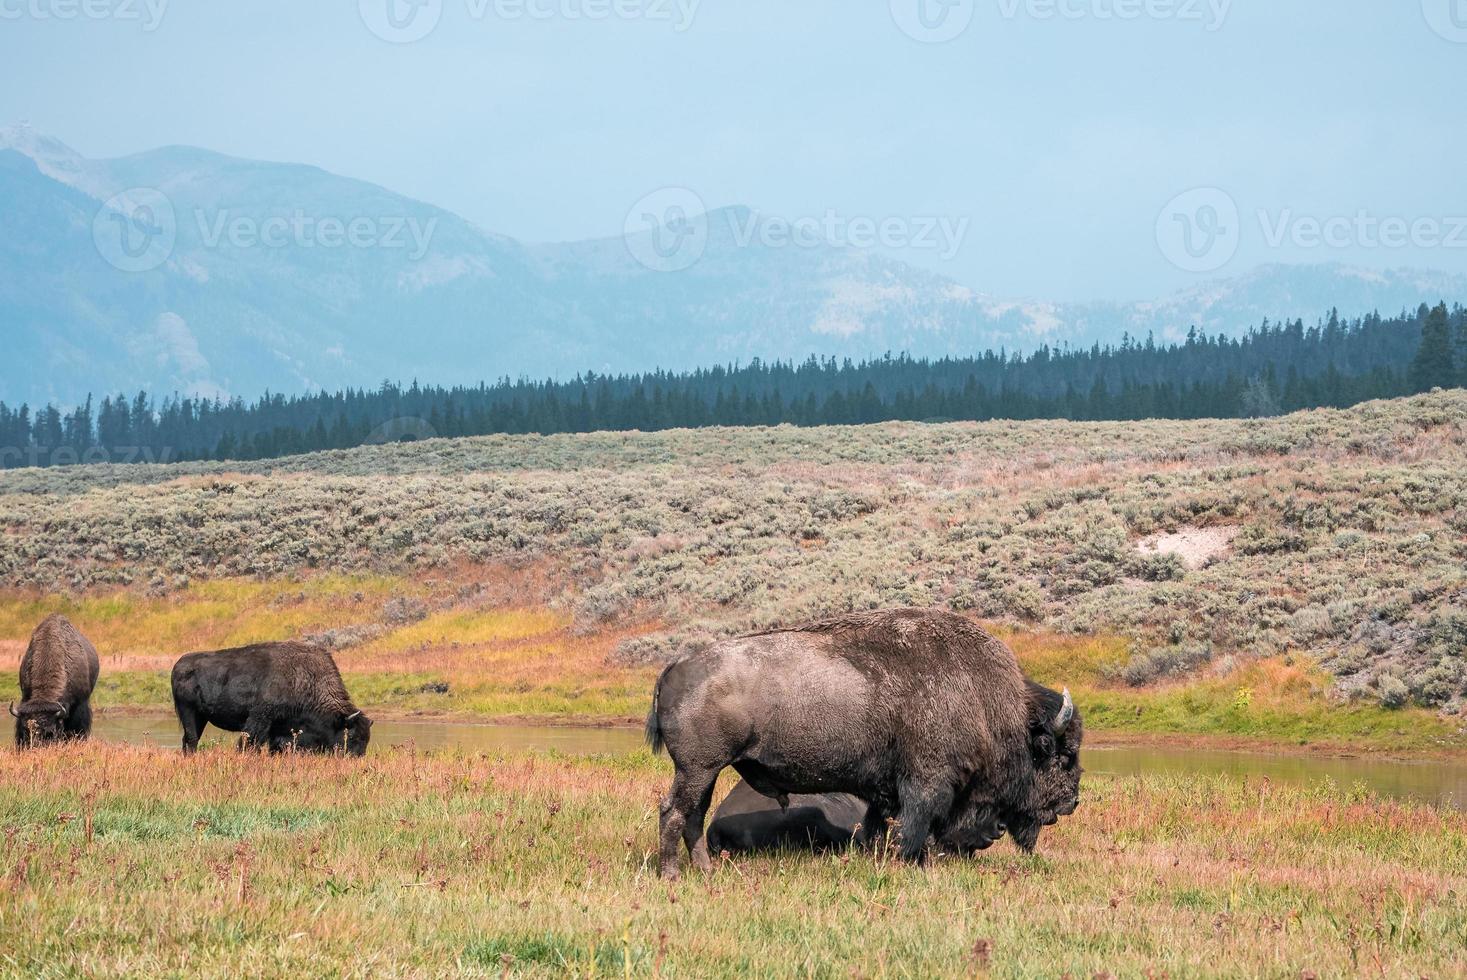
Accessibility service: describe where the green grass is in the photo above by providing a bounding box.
[1078,685,1463,749]
[0,743,1463,977]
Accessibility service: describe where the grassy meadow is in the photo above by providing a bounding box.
[1,743,1464,977]
[1,395,1465,976]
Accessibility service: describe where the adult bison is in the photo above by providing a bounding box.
[11,614,100,748]
[171,642,372,756]
[646,608,1081,879]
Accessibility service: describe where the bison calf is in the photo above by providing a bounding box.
[11,614,100,748]
[706,780,869,855]
[171,642,372,756]
[705,779,1009,858]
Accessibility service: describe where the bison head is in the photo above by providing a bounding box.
[11,701,67,748]
[1005,682,1083,852]
[341,710,372,757]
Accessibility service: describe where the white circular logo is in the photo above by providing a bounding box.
[624,187,709,273]
[93,187,176,273]
[1422,0,1467,42]
[366,417,439,444]
[1155,187,1240,273]
[890,0,974,43]
[359,0,443,44]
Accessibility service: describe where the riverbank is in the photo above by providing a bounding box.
[81,711,1467,811]
[1,742,1463,976]
[86,702,1467,765]
[3,579,1465,759]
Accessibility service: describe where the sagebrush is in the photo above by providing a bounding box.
[1,391,1462,708]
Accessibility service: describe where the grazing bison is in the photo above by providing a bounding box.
[646,608,1081,878]
[705,779,1009,857]
[11,614,100,748]
[171,642,372,756]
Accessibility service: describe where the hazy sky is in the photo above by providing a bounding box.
[3,0,1465,300]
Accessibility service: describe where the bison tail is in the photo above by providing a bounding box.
[644,705,663,755]
[644,662,673,755]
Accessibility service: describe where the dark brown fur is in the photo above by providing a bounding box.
[705,779,870,855]
[704,778,1007,856]
[13,614,100,747]
[647,608,1081,878]
[170,642,371,756]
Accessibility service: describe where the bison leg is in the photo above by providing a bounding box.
[860,801,892,853]
[658,766,720,879]
[683,780,718,873]
[893,781,954,865]
[240,715,273,753]
[65,701,93,740]
[176,705,207,755]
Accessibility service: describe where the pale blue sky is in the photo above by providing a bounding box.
[3,0,1464,300]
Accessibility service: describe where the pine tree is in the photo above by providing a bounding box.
[1410,303,1456,392]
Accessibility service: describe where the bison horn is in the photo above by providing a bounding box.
[1053,688,1074,733]
[6,702,15,718]
[345,711,362,723]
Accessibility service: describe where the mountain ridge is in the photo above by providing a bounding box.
[3,125,1464,408]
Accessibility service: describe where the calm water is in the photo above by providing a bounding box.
[93,714,1467,811]
[95,713,645,756]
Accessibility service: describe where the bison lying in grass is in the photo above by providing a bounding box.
[706,780,870,855]
[705,779,1011,857]
[11,614,100,748]
[647,608,1081,879]
[171,642,372,756]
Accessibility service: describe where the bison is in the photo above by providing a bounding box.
[171,642,372,756]
[11,614,100,748]
[706,779,869,855]
[646,608,1081,878]
[705,779,1008,857]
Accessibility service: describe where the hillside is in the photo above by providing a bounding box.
[5,124,1467,407]
[1,391,1462,714]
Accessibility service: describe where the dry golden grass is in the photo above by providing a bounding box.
[0,574,661,724]
[0,742,1463,977]
[0,575,418,669]
[1,574,1462,746]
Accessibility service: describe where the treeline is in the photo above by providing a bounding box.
[2,302,1464,468]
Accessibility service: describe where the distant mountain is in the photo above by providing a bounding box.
[3,124,1465,408]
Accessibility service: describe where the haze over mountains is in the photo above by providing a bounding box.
[4,124,1464,409]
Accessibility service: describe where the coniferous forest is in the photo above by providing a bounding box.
[2,303,1463,469]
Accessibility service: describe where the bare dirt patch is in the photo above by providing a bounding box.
[1136,525,1238,570]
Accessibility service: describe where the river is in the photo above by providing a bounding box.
[92,713,1467,811]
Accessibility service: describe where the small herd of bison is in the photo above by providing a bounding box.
[12,607,1083,879]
